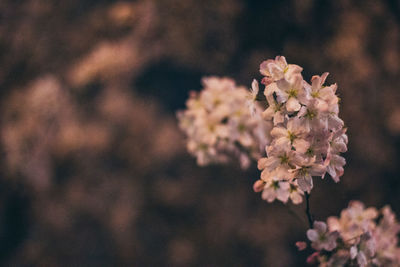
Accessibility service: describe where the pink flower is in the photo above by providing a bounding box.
[295,241,307,251]
[259,56,303,83]
[270,117,310,152]
[305,72,338,112]
[307,221,339,251]
[291,156,326,193]
[306,252,320,264]
[252,179,265,193]
[262,96,285,125]
[261,178,290,203]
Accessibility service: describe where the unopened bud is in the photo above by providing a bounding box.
[189,90,197,98]
[295,241,307,251]
[261,77,273,86]
[253,179,265,192]
[306,252,320,264]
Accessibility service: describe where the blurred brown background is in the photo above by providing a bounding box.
[0,0,400,266]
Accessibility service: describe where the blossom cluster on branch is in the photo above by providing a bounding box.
[177,56,399,266]
[252,56,347,204]
[300,201,400,267]
[178,56,347,204]
[177,77,271,168]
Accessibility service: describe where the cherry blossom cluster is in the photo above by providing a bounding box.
[299,201,400,267]
[252,56,348,204]
[177,76,271,168]
[177,56,399,267]
[177,56,399,266]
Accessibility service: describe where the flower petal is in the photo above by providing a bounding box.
[307,229,319,242]
[286,97,301,112]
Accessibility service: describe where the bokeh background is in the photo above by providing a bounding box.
[1,0,400,266]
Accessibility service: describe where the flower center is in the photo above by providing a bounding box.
[272,181,280,189]
[288,88,298,98]
[319,234,327,242]
[290,184,297,193]
[283,66,289,74]
[199,143,208,150]
[306,148,314,156]
[299,166,309,177]
[311,91,319,98]
[279,154,289,164]
[305,109,317,119]
[213,99,221,106]
[238,124,246,132]
[274,102,284,112]
[288,131,296,143]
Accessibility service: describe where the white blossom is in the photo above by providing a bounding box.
[301,201,400,267]
[349,233,375,267]
[178,76,271,168]
[180,56,348,205]
[178,55,399,267]
[259,56,303,83]
[261,178,290,203]
[262,95,285,125]
[255,56,347,201]
[307,221,339,251]
[247,79,260,115]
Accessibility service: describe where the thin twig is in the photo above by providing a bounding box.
[305,192,314,229]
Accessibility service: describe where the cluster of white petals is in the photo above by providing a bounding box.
[178,56,399,267]
[303,201,400,267]
[177,77,271,168]
[253,56,347,204]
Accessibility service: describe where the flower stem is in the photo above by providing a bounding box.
[305,192,314,228]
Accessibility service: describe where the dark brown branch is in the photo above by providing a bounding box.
[305,192,314,229]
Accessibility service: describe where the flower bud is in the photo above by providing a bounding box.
[253,179,265,192]
[295,241,307,251]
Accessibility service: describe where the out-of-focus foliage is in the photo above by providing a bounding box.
[0,0,399,266]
